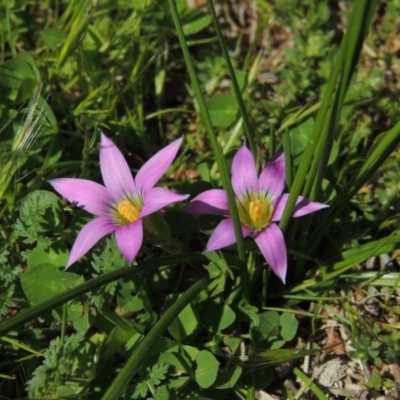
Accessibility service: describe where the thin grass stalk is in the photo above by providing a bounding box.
[309,0,379,199]
[308,119,400,253]
[292,1,379,271]
[166,0,249,298]
[101,276,209,400]
[271,232,400,299]
[55,0,95,71]
[0,253,214,336]
[279,0,376,233]
[206,0,257,157]
[0,84,43,201]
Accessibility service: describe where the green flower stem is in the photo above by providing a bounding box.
[0,253,210,336]
[167,0,248,299]
[101,276,210,400]
[206,0,257,157]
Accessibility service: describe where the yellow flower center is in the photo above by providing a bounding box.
[236,193,273,231]
[249,199,263,222]
[117,200,140,222]
[111,197,142,226]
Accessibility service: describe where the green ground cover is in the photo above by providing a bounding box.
[1,0,400,399]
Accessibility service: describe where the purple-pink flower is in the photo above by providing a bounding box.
[50,134,188,268]
[186,144,328,283]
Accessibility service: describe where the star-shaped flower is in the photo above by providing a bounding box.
[50,134,188,268]
[186,144,328,283]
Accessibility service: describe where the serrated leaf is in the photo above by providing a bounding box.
[16,190,63,244]
[153,384,170,400]
[148,363,169,386]
[367,370,383,390]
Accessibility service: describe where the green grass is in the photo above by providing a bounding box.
[1,0,400,399]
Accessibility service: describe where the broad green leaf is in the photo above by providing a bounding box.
[289,117,338,167]
[321,178,337,202]
[41,28,67,49]
[206,94,238,128]
[232,69,247,92]
[181,9,211,35]
[102,325,141,363]
[289,118,314,166]
[26,240,69,268]
[259,311,280,337]
[223,337,241,354]
[197,162,211,182]
[214,366,242,389]
[253,367,274,390]
[117,286,144,313]
[280,313,298,341]
[17,52,41,81]
[0,58,37,89]
[159,351,191,374]
[203,304,236,331]
[166,294,199,341]
[238,302,259,326]
[169,376,191,390]
[21,263,80,304]
[195,350,219,389]
[180,344,200,362]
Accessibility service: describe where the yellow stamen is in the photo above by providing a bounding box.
[249,199,263,222]
[117,199,140,223]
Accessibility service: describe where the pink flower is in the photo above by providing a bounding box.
[50,134,188,268]
[186,144,328,283]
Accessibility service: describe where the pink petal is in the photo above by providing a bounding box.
[254,223,287,284]
[115,219,143,262]
[231,144,258,198]
[271,194,328,221]
[140,187,189,217]
[185,189,229,216]
[66,216,115,268]
[100,134,136,201]
[259,151,285,199]
[135,138,183,192]
[204,218,252,253]
[49,178,110,216]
